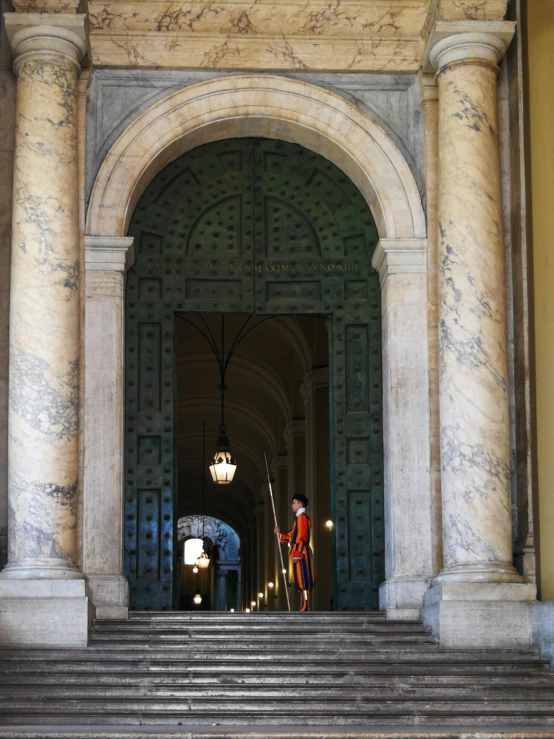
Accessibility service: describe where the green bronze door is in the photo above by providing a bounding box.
[125,138,384,611]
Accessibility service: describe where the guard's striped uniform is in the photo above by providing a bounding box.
[280,512,314,610]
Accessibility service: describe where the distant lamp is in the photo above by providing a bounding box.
[268,582,274,589]
[258,592,264,599]
[251,600,256,607]
[325,520,334,530]
[184,538,204,565]
[209,427,237,485]
[230,609,235,613]
[193,593,202,605]
[245,608,251,613]
[281,568,287,574]
[196,550,210,570]
[192,566,199,574]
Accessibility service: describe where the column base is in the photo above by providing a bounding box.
[379,577,430,620]
[88,574,129,619]
[0,578,94,647]
[422,581,536,648]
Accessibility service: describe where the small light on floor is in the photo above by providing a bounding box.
[230,608,235,613]
[325,519,334,530]
[193,593,202,605]
[245,608,250,613]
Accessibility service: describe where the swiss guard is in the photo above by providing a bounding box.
[275,494,315,612]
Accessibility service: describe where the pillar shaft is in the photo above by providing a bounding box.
[4,17,86,579]
[432,31,519,584]
[82,236,134,618]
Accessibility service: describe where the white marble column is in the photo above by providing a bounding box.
[371,239,434,619]
[423,23,536,648]
[82,236,134,619]
[0,14,91,647]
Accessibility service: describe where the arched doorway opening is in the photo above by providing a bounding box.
[178,516,241,611]
[124,137,383,612]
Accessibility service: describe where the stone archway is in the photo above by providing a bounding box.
[83,75,433,620]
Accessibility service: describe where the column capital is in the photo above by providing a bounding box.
[418,72,438,104]
[426,21,515,74]
[371,238,427,288]
[4,13,87,72]
[282,419,305,445]
[85,236,135,273]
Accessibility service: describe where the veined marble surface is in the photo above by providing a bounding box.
[86,0,427,71]
[6,52,81,575]
[85,69,425,204]
[437,60,516,579]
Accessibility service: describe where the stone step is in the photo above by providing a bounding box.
[0,648,544,662]
[128,611,389,618]
[89,634,437,645]
[3,672,554,687]
[93,623,430,633]
[3,698,554,722]
[3,684,554,701]
[0,660,548,676]
[4,644,548,671]
[2,715,554,728]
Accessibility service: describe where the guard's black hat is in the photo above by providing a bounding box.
[292,493,309,508]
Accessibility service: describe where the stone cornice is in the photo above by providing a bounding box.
[371,239,427,289]
[6,2,512,72]
[423,20,515,72]
[85,235,134,273]
[4,13,87,70]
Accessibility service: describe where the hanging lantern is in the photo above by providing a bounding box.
[193,593,202,605]
[184,538,204,565]
[196,550,210,570]
[209,425,237,484]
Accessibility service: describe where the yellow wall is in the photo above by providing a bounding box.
[528,1,554,600]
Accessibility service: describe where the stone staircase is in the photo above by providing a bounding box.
[1,611,554,731]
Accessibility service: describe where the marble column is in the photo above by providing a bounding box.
[82,236,134,619]
[0,14,92,647]
[423,24,536,648]
[371,238,434,619]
